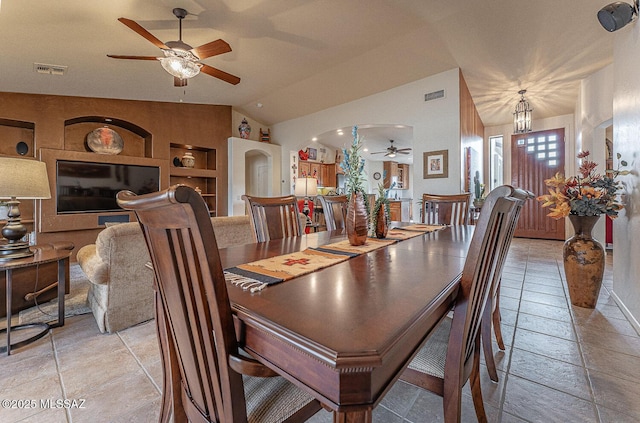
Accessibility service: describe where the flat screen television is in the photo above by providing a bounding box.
[56,160,160,214]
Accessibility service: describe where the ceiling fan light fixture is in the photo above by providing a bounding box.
[597,1,637,32]
[160,50,201,79]
[513,89,532,134]
[387,152,396,158]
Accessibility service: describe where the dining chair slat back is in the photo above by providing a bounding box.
[242,195,304,242]
[401,186,520,423]
[481,187,533,381]
[422,193,471,225]
[117,186,321,423]
[318,195,348,231]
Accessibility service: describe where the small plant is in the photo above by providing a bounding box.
[371,176,395,233]
[340,126,367,198]
[474,170,485,202]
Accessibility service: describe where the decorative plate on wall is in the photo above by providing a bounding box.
[86,127,124,155]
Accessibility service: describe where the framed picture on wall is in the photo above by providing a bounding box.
[308,147,317,161]
[423,149,448,179]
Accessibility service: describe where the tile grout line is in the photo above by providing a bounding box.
[50,329,73,423]
[116,330,163,394]
[495,239,531,423]
[557,253,602,423]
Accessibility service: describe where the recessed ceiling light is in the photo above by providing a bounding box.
[363,148,369,152]
[256,103,263,108]
[312,137,318,142]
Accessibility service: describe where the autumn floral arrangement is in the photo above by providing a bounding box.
[537,151,628,219]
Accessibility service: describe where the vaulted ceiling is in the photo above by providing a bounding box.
[0,0,616,130]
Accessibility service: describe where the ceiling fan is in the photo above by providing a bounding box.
[370,140,412,158]
[107,8,240,87]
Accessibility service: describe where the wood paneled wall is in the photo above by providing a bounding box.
[459,71,485,192]
[0,92,231,258]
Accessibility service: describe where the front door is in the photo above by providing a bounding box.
[511,128,565,240]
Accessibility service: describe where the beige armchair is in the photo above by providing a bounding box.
[77,216,255,333]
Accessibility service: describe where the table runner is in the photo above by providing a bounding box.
[225,224,446,292]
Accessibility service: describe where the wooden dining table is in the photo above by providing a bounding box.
[212,224,474,422]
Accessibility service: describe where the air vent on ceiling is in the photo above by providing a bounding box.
[424,89,445,102]
[33,63,68,76]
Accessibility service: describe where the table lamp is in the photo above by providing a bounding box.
[295,177,317,226]
[0,157,51,260]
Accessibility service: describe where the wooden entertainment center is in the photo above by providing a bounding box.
[0,92,231,259]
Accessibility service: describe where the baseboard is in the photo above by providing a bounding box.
[611,290,640,336]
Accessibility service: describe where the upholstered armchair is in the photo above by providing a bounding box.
[76,216,256,333]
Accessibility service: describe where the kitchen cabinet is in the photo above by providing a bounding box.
[384,161,410,190]
[321,164,337,187]
[383,161,398,189]
[299,162,337,187]
[389,200,412,222]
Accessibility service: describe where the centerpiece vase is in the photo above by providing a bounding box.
[375,206,389,239]
[346,192,368,246]
[563,214,605,308]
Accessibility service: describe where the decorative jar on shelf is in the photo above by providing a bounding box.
[238,118,251,139]
[181,152,195,168]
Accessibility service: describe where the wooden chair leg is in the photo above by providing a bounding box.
[470,336,488,423]
[493,280,505,350]
[481,303,499,382]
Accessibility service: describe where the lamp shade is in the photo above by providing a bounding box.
[0,157,51,199]
[295,178,318,197]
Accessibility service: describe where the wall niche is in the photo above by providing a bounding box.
[64,116,152,158]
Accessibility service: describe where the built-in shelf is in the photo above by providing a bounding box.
[169,143,218,216]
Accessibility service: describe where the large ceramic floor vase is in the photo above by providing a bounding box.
[346,191,368,246]
[563,215,605,308]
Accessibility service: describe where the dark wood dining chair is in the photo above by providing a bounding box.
[422,193,471,225]
[481,187,533,382]
[117,186,322,423]
[242,195,304,242]
[400,187,519,423]
[317,195,348,231]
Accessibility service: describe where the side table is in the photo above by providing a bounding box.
[0,246,71,355]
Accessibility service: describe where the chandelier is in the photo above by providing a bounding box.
[513,89,532,134]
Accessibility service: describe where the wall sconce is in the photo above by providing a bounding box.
[598,1,638,32]
[513,90,533,134]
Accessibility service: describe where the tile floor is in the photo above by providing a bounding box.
[1,238,639,422]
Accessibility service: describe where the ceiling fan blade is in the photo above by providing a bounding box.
[107,55,159,61]
[174,77,188,87]
[200,64,241,85]
[370,151,387,154]
[396,148,412,152]
[190,39,232,60]
[398,151,411,154]
[118,18,169,50]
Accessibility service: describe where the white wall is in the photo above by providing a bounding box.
[273,68,462,219]
[611,26,640,330]
[231,110,270,143]
[575,65,614,243]
[228,137,282,216]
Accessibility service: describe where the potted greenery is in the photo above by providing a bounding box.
[371,178,395,238]
[473,170,485,208]
[340,126,369,245]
